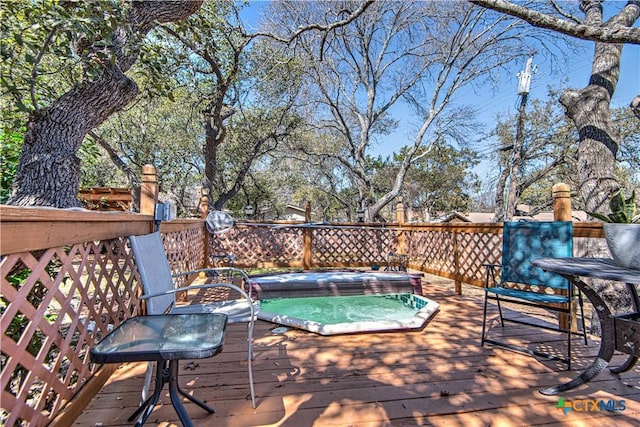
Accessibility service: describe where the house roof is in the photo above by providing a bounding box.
[440,211,588,223]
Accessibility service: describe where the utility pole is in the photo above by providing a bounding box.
[504,57,535,221]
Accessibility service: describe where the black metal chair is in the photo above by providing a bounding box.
[480,221,588,369]
[385,252,408,271]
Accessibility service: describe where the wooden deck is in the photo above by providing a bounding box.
[75,278,639,426]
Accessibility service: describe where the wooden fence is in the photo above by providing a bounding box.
[0,205,604,426]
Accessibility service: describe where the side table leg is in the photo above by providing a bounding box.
[129,361,166,426]
[540,278,616,395]
[167,360,215,426]
[177,383,216,414]
[168,361,194,427]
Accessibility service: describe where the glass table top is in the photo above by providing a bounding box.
[91,313,228,363]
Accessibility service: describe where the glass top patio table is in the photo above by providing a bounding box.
[91,313,228,364]
[91,313,228,427]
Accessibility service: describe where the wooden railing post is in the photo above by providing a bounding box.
[553,182,574,330]
[395,198,406,255]
[395,197,405,224]
[200,191,209,219]
[140,164,158,216]
[453,231,462,295]
[201,190,210,270]
[553,182,572,221]
[303,200,312,270]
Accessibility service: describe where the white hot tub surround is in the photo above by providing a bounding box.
[257,293,440,335]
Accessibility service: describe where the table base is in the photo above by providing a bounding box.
[129,360,214,427]
[539,277,638,395]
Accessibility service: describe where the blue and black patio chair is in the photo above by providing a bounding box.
[480,221,588,370]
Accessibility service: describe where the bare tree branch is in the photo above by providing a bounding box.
[469,0,640,44]
[251,0,375,43]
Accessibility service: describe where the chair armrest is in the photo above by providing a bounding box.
[482,263,500,288]
[140,282,252,301]
[140,282,257,322]
[171,267,249,279]
[171,267,252,298]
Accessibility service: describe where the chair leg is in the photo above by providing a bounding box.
[567,305,572,371]
[247,321,256,409]
[495,295,504,327]
[140,361,154,405]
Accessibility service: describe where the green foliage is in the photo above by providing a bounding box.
[0,128,22,204]
[587,189,640,223]
[78,139,128,188]
[396,141,481,218]
[92,88,203,215]
[1,0,127,113]
[488,91,581,212]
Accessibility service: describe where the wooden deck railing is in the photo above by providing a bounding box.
[0,205,604,426]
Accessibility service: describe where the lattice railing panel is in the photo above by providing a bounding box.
[405,229,455,272]
[162,228,205,287]
[456,231,502,283]
[403,226,503,287]
[210,225,304,266]
[313,227,397,265]
[1,238,141,426]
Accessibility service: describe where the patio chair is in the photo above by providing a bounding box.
[480,221,587,370]
[129,231,257,408]
[385,252,408,271]
[205,210,237,276]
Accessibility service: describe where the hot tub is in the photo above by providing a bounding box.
[248,270,424,299]
[248,271,437,335]
[257,293,439,335]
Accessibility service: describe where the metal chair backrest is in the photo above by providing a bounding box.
[129,232,176,314]
[501,221,573,290]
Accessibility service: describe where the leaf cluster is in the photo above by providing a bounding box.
[1,1,127,113]
[587,189,640,223]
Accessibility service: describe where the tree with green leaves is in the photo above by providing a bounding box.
[0,112,23,204]
[84,88,204,215]
[399,141,481,220]
[490,93,578,220]
[489,99,639,220]
[3,1,203,207]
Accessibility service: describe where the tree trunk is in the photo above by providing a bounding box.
[10,70,140,207]
[560,0,639,214]
[559,0,639,334]
[492,167,509,222]
[8,1,203,207]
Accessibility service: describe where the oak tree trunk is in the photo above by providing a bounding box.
[560,0,639,213]
[559,0,640,334]
[8,1,203,208]
[11,70,140,207]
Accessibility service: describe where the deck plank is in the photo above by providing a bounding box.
[75,281,640,426]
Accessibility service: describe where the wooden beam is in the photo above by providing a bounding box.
[0,206,153,255]
[48,364,118,427]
